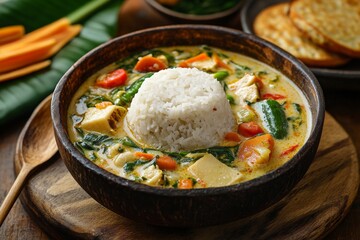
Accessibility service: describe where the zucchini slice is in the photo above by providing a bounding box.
[253,100,288,139]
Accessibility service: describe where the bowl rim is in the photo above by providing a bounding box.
[145,0,244,21]
[52,24,325,197]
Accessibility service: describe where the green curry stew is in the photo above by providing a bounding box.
[68,45,310,189]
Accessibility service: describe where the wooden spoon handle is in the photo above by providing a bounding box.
[0,165,31,226]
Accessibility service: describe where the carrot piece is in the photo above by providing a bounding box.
[178,179,193,189]
[0,25,25,45]
[224,132,241,142]
[0,18,70,52]
[134,56,167,72]
[238,134,274,167]
[156,156,177,170]
[95,101,113,109]
[280,144,299,157]
[134,152,154,160]
[0,60,51,83]
[254,77,264,90]
[178,52,211,68]
[212,52,232,71]
[0,39,57,73]
[238,122,264,137]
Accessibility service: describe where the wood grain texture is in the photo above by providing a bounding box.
[0,118,48,240]
[8,113,358,240]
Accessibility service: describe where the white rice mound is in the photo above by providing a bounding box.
[125,68,235,152]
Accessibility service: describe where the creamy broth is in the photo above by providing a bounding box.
[68,46,310,188]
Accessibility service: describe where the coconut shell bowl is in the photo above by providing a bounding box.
[51,25,325,227]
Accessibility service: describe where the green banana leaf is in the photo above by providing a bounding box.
[0,0,123,125]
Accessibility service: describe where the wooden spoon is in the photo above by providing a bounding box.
[0,95,57,226]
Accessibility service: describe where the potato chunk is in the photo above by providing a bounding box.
[80,105,126,134]
[187,154,242,187]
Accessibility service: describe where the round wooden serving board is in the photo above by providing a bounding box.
[15,113,359,240]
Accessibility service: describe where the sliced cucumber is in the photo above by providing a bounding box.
[253,100,288,139]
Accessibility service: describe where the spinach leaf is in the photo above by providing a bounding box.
[123,160,149,172]
[121,137,139,148]
[192,146,239,166]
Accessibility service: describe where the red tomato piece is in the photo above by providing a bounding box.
[280,144,299,157]
[238,122,264,137]
[96,69,127,88]
[262,93,286,100]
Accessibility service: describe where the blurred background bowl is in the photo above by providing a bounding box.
[145,0,244,23]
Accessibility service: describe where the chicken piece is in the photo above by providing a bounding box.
[234,84,260,106]
[229,74,260,106]
[114,152,137,167]
[187,154,242,187]
[80,105,126,134]
[229,74,259,89]
[190,59,217,71]
[136,165,163,186]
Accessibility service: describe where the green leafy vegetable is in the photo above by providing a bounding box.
[119,73,154,104]
[121,137,139,148]
[192,146,239,166]
[0,0,123,125]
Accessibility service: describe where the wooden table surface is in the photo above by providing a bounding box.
[1,0,359,239]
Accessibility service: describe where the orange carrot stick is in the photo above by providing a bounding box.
[0,18,70,52]
[0,39,56,73]
[0,60,51,83]
[0,25,25,45]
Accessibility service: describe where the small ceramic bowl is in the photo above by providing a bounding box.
[145,0,244,23]
[51,25,325,227]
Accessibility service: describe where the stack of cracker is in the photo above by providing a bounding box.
[254,0,360,67]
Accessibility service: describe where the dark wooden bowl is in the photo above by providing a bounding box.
[51,25,325,227]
